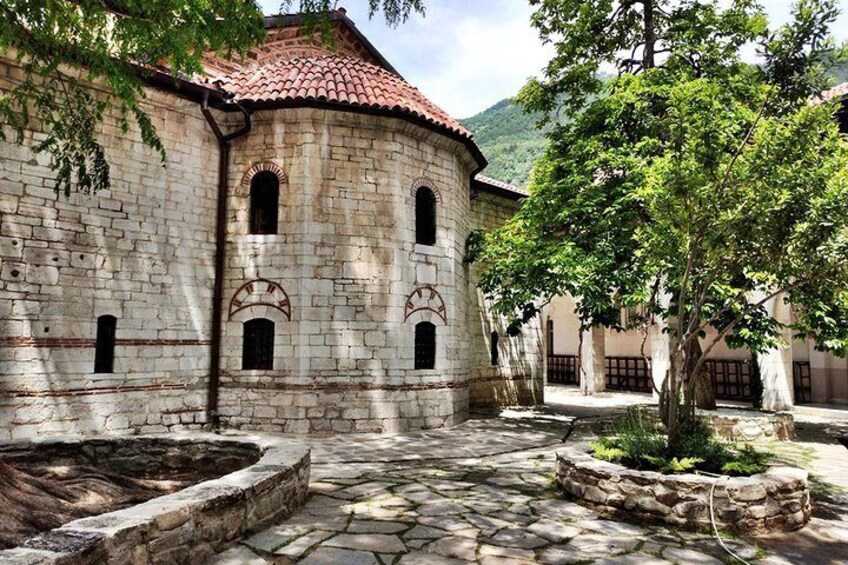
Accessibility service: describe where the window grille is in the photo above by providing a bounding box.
[243,318,275,370]
[94,315,117,373]
[250,171,279,234]
[415,187,437,245]
[414,321,436,369]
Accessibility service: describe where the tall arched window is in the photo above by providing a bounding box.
[249,171,279,234]
[242,318,275,370]
[415,187,437,245]
[94,315,117,373]
[414,321,436,370]
[490,331,500,366]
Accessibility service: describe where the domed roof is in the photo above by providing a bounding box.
[213,54,470,139]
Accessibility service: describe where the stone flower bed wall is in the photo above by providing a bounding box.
[701,410,795,442]
[636,406,795,442]
[0,433,310,565]
[555,445,810,535]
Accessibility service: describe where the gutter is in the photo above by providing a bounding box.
[200,93,252,429]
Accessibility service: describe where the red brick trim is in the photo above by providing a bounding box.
[229,278,292,321]
[0,383,189,399]
[411,178,442,202]
[221,380,467,392]
[404,285,447,324]
[0,337,210,348]
[240,161,288,193]
[469,375,537,384]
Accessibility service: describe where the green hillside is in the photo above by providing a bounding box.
[462,99,547,189]
[466,60,848,190]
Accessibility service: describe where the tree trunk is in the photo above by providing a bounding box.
[666,350,684,454]
[642,0,656,69]
[687,339,716,410]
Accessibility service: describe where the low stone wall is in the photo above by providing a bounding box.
[555,444,810,535]
[699,409,795,442]
[636,406,795,442]
[0,433,310,564]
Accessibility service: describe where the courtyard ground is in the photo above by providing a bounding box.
[207,387,848,565]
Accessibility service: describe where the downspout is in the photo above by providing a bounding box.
[201,93,251,429]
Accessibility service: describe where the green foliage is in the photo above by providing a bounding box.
[462,98,549,188]
[722,444,772,476]
[590,409,770,475]
[643,455,703,474]
[0,1,424,196]
[588,437,627,463]
[478,0,848,452]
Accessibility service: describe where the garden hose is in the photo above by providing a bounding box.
[704,472,753,565]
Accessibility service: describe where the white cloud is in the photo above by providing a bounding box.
[257,0,848,118]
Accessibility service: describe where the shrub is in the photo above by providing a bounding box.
[588,409,771,475]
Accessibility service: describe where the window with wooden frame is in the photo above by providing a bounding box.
[414,321,436,370]
[242,318,275,370]
[415,186,437,245]
[249,171,279,234]
[94,315,117,373]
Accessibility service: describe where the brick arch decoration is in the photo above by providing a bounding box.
[229,279,291,321]
[239,162,288,196]
[410,178,442,202]
[404,286,447,325]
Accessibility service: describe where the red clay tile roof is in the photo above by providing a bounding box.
[212,55,471,139]
[473,174,528,199]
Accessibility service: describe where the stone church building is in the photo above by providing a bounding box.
[0,10,543,439]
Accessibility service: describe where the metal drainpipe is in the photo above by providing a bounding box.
[201,93,252,430]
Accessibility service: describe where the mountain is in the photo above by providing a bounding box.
[466,61,848,190]
[462,99,547,189]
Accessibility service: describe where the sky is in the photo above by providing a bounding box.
[258,1,848,119]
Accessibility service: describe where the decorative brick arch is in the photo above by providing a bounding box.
[404,286,447,325]
[410,178,442,202]
[229,279,291,321]
[239,162,287,196]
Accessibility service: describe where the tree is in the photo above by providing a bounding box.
[0,0,425,197]
[474,0,848,453]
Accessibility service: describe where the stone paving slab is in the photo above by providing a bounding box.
[204,388,848,565]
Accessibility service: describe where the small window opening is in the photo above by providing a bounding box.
[415,187,437,245]
[94,315,117,373]
[490,331,500,366]
[249,171,279,234]
[414,321,436,370]
[243,318,275,370]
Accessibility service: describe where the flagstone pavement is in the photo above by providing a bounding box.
[207,387,848,565]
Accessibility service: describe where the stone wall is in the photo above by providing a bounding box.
[467,193,544,408]
[0,56,218,439]
[216,108,477,433]
[556,446,811,534]
[0,56,543,439]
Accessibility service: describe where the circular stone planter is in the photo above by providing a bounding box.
[698,409,795,442]
[636,406,795,442]
[0,433,310,565]
[555,443,810,535]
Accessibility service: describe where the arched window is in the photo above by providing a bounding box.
[490,331,500,366]
[415,187,437,245]
[94,315,117,373]
[414,321,436,370]
[249,171,279,234]
[242,318,275,370]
